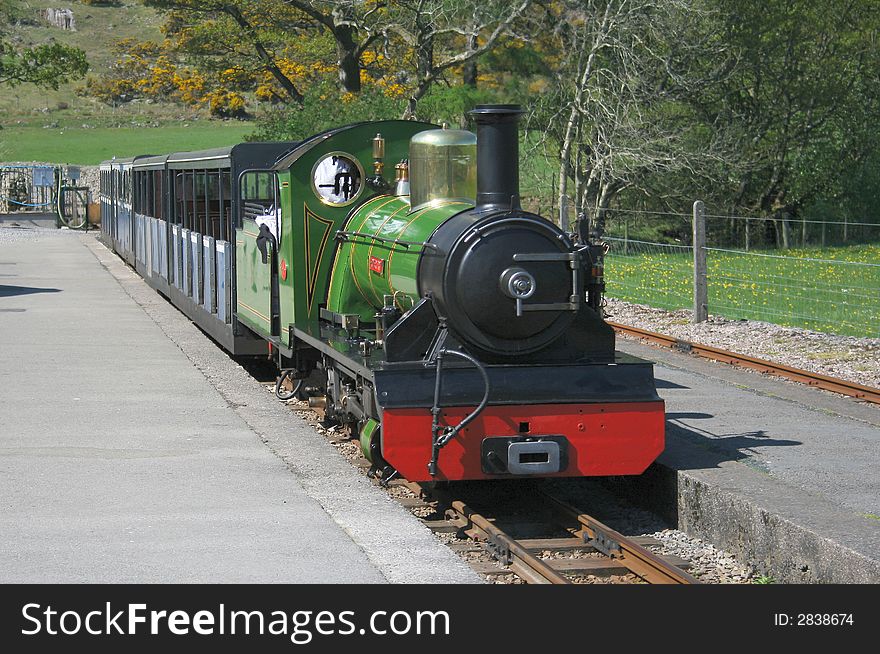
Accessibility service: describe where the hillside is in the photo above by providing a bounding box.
[0,1,254,164]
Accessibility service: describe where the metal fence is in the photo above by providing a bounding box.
[601,203,880,338]
[0,165,58,213]
[0,165,91,229]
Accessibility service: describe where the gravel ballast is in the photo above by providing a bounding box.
[606,297,880,389]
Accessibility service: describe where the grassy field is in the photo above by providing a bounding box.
[0,3,267,164]
[604,240,880,338]
[0,122,257,165]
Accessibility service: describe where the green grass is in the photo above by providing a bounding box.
[605,242,880,338]
[0,123,257,164]
[0,2,262,164]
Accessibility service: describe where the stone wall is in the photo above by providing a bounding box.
[76,166,100,202]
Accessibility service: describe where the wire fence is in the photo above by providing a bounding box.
[0,165,58,213]
[603,237,694,312]
[599,205,880,338]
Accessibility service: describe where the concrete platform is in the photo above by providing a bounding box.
[614,337,880,583]
[0,226,479,583]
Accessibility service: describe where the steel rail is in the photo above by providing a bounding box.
[408,481,697,585]
[403,481,570,584]
[609,321,880,405]
[449,497,571,584]
[537,489,700,585]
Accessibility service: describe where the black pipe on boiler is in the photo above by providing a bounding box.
[469,104,525,212]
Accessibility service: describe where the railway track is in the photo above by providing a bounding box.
[609,321,880,405]
[396,480,699,585]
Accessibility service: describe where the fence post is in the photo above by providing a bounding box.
[692,200,708,323]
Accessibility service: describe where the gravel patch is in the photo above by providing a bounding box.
[0,224,70,245]
[605,297,880,389]
[648,530,755,583]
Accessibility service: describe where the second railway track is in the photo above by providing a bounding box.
[610,321,880,405]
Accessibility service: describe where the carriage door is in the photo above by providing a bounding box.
[235,170,280,338]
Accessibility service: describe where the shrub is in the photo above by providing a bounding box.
[249,83,405,141]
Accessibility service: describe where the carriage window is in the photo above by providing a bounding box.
[205,171,220,239]
[175,172,188,227]
[135,171,144,213]
[311,153,363,206]
[153,171,165,220]
[193,170,207,234]
[220,170,232,241]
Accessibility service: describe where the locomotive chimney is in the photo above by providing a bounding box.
[469,104,525,211]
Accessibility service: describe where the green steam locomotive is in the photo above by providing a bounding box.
[100,105,664,483]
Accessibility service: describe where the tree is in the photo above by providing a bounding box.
[528,0,732,231]
[96,0,533,122]
[705,0,879,241]
[0,42,88,88]
[660,0,880,248]
[145,0,311,103]
[281,0,388,94]
[144,1,394,99]
[384,0,533,118]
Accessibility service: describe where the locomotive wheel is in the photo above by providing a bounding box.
[360,422,381,464]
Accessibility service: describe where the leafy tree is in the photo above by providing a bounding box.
[88,0,532,122]
[686,0,880,245]
[528,0,731,231]
[0,0,88,90]
[522,0,880,249]
[144,1,308,103]
[381,0,534,118]
[280,0,388,94]
[0,42,88,88]
[143,0,391,100]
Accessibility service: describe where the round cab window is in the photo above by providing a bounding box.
[311,153,363,206]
